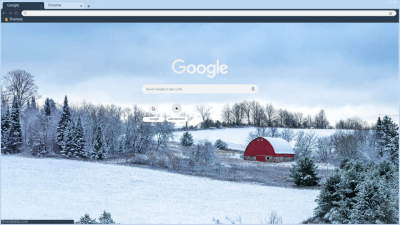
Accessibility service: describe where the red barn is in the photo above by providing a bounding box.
[244,137,294,163]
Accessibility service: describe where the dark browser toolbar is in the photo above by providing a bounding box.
[2,2,399,23]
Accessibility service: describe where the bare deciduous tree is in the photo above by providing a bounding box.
[294,131,317,159]
[294,112,304,128]
[316,136,333,163]
[277,109,285,127]
[2,69,40,108]
[180,111,194,129]
[314,109,330,129]
[265,103,276,127]
[241,100,252,125]
[231,103,244,125]
[221,104,232,124]
[250,101,264,127]
[194,104,212,127]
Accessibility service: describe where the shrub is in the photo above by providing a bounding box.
[289,156,320,187]
[180,131,194,147]
[189,140,218,166]
[76,214,97,224]
[76,211,116,224]
[98,210,115,224]
[215,139,228,150]
[267,211,283,224]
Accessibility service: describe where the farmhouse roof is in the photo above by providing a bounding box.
[262,137,295,154]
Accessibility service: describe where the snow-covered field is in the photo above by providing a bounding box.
[1,156,319,224]
[174,127,337,151]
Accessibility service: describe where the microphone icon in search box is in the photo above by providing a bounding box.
[251,87,255,91]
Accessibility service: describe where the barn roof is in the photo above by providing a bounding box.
[262,137,294,154]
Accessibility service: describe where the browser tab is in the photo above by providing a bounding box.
[44,2,84,9]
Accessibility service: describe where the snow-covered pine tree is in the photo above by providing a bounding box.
[375,117,385,157]
[289,156,321,186]
[7,97,22,154]
[180,131,194,147]
[349,179,397,224]
[376,116,399,163]
[1,106,10,154]
[382,116,399,164]
[98,210,115,224]
[44,98,51,117]
[76,213,97,224]
[56,96,72,148]
[314,159,399,224]
[61,121,76,158]
[75,117,86,158]
[92,125,107,160]
[385,133,399,165]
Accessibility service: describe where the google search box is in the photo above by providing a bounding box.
[21,10,397,17]
[142,85,258,94]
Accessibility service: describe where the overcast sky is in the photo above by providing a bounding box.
[1,23,398,125]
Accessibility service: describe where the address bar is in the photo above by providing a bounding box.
[21,10,397,17]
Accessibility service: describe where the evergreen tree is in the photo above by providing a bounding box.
[314,159,399,224]
[289,156,321,187]
[375,117,384,157]
[61,121,76,158]
[57,96,72,148]
[215,139,228,150]
[1,106,10,153]
[76,213,97,224]
[7,97,22,154]
[44,98,51,117]
[91,125,107,160]
[98,211,115,224]
[376,116,399,164]
[180,131,194,147]
[350,179,397,224]
[75,117,86,158]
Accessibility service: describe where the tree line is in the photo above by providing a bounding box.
[1,70,176,158]
[188,101,373,130]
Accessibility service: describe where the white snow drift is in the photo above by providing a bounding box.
[1,156,319,224]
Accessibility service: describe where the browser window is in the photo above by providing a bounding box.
[1,0,399,224]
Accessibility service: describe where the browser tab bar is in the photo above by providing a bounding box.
[44,2,84,9]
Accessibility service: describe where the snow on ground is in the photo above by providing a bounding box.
[1,156,319,224]
[174,127,337,151]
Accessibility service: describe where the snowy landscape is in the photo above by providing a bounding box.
[1,155,319,224]
[1,23,399,224]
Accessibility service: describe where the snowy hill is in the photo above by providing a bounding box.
[174,127,337,151]
[1,156,319,224]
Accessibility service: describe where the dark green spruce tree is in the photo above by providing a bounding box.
[61,121,75,158]
[57,96,72,148]
[7,97,22,154]
[376,116,399,164]
[75,117,86,158]
[1,106,10,153]
[44,98,52,117]
[289,156,321,187]
[92,125,106,160]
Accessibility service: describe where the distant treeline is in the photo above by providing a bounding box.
[193,101,373,130]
